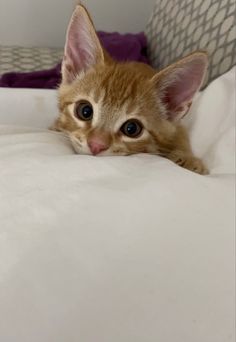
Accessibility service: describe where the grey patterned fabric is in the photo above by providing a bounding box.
[0,46,63,74]
[146,0,236,85]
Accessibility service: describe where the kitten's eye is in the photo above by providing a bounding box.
[121,119,143,138]
[75,101,93,121]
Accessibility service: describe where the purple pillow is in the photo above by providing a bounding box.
[0,32,150,89]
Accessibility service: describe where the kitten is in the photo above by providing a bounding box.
[53,4,209,175]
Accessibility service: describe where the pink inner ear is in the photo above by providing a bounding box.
[161,58,207,120]
[63,7,102,83]
[66,14,94,70]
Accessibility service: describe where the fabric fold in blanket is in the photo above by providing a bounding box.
[0,32,149,89]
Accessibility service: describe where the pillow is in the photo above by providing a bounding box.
[146,0,236,85]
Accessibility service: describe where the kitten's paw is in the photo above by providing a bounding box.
[48,125,57,131]
[48,120,62,132]
[183,157,209,175]
[171,154,209,175]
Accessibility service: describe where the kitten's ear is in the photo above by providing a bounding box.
[151,52,208,121]
[62,4,104,83]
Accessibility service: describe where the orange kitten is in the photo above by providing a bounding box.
[53,4,209,174]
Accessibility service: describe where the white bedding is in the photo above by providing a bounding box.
[0,68,235,342]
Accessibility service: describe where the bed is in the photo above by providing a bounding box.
[0,0,235,341]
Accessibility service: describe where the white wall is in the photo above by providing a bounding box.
[0,0,155,47]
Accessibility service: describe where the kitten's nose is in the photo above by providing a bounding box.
[88,137,109,155]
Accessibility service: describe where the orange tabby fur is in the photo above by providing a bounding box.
[52,4,208,175]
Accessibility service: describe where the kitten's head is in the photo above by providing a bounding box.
[55,5,208,156]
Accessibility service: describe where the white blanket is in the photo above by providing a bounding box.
[0,68,235,342]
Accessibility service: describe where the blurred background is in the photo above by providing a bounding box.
[0,0,235,88]
[0,0,155,47]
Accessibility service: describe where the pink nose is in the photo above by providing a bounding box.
[88,138,108,155]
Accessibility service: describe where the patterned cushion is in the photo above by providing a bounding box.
[0,46,63,74]
[146,0,236,85]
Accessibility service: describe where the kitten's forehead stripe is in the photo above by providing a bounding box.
[100,65,141,110]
